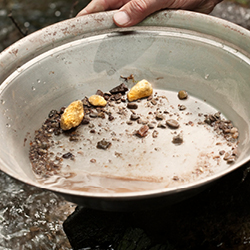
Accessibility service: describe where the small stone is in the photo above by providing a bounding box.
[62,152,74,159]
[151,99,157,105]
[110,83,128,94]
[219,150,225,155]
[155,112,164,120]
[166,119,180,129]
[148,123,155,129]
[89,112,98,118]
[137,119,148,125]
[114,93,122,101]
[172,133,183,144]
[127,103,138,109]
[135,125,149,137]
[82,96,91,107]
[108,115,115,121]
[60,100,84,131]
[97,139,112,150]
[130,114,140,120]
[227,156,236,164]
[213,113,221,120]
[96,89,104,96]
[69,134,79,141]
[97,112,106,119]
[152,130,158,138]
[127,79,153,101]
[232,132,239,139]
[81,117,90,125]
[103,92,112,100]
[88,95,107,107]
[178,105,186,111]
[48,110,58,118]
[157,122,167,128]
[232,147,238,155]
[178,90,188,100]
[147,95,153,101]
[223,152,231,161]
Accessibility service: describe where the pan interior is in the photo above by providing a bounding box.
[1,29,250,196]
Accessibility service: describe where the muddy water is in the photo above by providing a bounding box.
[0,0,249,249]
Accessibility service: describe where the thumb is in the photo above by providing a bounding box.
[113,0,160,27]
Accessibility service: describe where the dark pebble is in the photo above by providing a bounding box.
[172,133,183,144]
[110,83,128,94]
[48,110,58,118]
[127,103,138,109]
[60,107,66,114]
[96,89,104,96]
[54,129,62,136]
[62,152,73,159]
[109,115,115,121]
[97,139,112,150]
[81,117,90,125]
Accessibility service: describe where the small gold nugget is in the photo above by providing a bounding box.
[60,100,84,130]
[127,79,153,102]
[88,95,107,107]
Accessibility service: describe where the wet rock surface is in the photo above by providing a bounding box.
[1,0,250,249]
[0,171,75,250]
[64,165,250,250]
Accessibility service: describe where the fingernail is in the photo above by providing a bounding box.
[76,9,88,17]
[114,11,130,26]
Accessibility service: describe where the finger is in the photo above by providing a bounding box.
[77,0,108,16]
[113,0,164,27]
[113,0,222,27]
[193,0,223,14]
[167,0,222,14]
[77,0,128,16]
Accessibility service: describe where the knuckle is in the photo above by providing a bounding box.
[129,0,149,14]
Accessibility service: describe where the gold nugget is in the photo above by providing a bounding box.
[88,95,107,107]
[127,79,153,102]
[60,100,84,130]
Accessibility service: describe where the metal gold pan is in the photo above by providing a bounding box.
[0,10,250,211]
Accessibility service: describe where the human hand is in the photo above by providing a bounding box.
[77,0,222,27]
